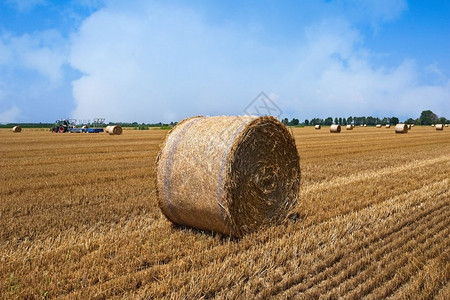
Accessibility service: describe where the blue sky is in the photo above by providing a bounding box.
[0,0,449,123]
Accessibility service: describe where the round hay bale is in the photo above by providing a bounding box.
[376,124,382,128]
[314,125,321,129]
[105,125,111,133]
[411,124,415,127]
[435,124,444,130]
[345,124,353,130]
[156,116,300,237]
[395,123,408,134]
[108,125,122,135]
[330,124,341,133]
[360,124,363,127]
[12,126,22,133]
[363,124,367,127]
[445,124,448,127]
[386,124,391,128]
[407,124,412,129]
[431,124,435,127]
[82,125,88,129]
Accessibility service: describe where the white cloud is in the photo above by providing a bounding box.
[67,1,449,123]
[6,0,46,12]
[0,105,21,123]
[0,30,68,83]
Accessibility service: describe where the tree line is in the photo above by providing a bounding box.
[282,110,449,126]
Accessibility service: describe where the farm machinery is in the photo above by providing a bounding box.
[51,118,105,133]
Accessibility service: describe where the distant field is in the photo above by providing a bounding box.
[1,126,449,299]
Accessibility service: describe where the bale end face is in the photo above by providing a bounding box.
[12,126,22,133]
[156,116,300,237]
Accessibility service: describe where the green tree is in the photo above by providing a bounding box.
[304,119,310,126]
[290,118,299,126]
[324,117,333,126]
[405,118,415,124]
[390,117,399,125]
[419,110,438,125]
[282,118,288,125]
[439,117,447,124]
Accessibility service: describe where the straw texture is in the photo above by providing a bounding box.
[395,124,408,134]
[156,116,301,237]
[108,125,122,135]
[330,124,341,133]
[12,126,22,133]
[435,124,444,130]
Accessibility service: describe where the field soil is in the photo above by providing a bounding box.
[1,126,449,299]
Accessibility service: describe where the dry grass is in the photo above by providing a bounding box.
[1,126,449,299]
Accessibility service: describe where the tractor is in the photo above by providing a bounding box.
[51,119,75,133]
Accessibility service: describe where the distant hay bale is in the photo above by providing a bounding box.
[435,124,444,130]
[330,124,341,133]
[386,124,391,128]
[431,124,435,127]
[82,125,88,129]
[363,124,367,127]
[411,124,415,127]
[445,124,449,127]
[407,124,412,129]
[395,124,408,134]
[376,124,382,128]
[345,124,353,130]
[105,125,112,133]
[314,125,321,129]
[108,125,122,135]
[12,126,22,133]
[156,116,300,237]
[360,124,363,127]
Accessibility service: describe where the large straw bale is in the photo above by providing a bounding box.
[156,116,300,237]
[12,126,22,133]
[345,124,353,130]
[435,124,444,130]
[330,124,341,133]
[314,125,321,129]
[108,125,122,135]
[395,123,408,134]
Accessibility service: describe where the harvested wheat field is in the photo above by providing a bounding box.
[1,126,449,299]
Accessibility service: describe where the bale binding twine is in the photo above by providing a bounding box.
[12,126,22,133]
[156,116,301,237]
